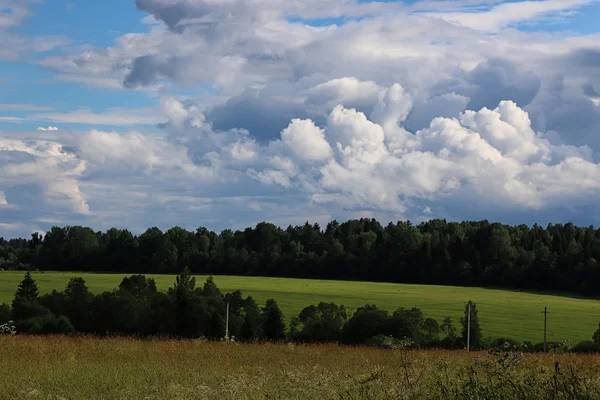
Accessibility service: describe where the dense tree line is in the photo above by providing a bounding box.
[3,272,600,353]
[1,271,467,349]
[2,219,600,296]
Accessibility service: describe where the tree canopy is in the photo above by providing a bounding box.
[2,219,600,296]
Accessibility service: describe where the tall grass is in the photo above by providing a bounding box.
[2,336,600,399]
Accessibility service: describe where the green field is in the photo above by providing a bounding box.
[1,271,600,343]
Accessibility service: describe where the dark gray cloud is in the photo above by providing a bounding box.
[527,75,600,152]
[207,89,309,141]
[135,0,191,31]
[123,55,163,88]
[571,49,600,68]
[404,93,470,132]
[432,58,541,111]
[584,83,599,97]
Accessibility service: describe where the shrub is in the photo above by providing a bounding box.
[11,298,49,321]
[532,340,571,353]
[485,337,523,351]
[291,302,347,343]
[0,303,11,322]
[571,341,600,354]
[17,314,74,335]
[593,322,600,344]
[342,304,389,344]
[439,336,464,350]
[366,334,415,349]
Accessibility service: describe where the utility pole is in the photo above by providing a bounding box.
[542,306,548,352]
[225,302,229,341]
[467,300,471,353]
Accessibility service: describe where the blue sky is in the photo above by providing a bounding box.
[1,0,599,132]
[19,0,148,47]
[1,0,600,238]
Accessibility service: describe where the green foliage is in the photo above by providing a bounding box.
[461,301,482,349]
[342,305,389,344]
[225,292,263,341]
[63,277,92,331]
[441,317,456,338]
[482,338,534,354]
[14,271,38,301]
[593,321,600,344]
[548,339,571,354]
[18,314,74,335]
[11,298,48,321]
[0,303,11,322]
[421,318,440,342]
[570,340,600,353]
[170,267,197,338]
[388,307,427,343]
[261,299,286,340]
[290,302,347,343]
[118,275,157,297]
[366,334,416,349]
[3,218,600,297]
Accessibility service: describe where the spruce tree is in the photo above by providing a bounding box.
[261,299,286,340]
[15,271,39,301]
[171,267,196,337]
[12,271,45,322]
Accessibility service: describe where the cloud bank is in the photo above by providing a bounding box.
[1,0,600,237]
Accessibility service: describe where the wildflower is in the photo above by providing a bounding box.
[0,320,16,335]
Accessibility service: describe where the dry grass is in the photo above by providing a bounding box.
[2,336,600,400]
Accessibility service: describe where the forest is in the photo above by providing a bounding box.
[1,218,600,296]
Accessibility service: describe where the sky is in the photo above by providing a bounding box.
[1,0,600,238]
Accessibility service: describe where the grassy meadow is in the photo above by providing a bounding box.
[1,271,600,343]
[2,335,600,399]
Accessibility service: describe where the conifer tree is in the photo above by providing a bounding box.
[11,271,45,322]
[261,299,286,340]
[15,271,39,301]
[171,267,196,337]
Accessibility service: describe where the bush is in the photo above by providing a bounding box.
[17,314,74,335]
[485,337,523,350]
[11,298,48,321]
[571,341,600,354]
[290,302,347,343]
[342,304,389,344]
[439,336,464,350]
[532,340,571,353]
[366,334,416,349]
[0,303,11,322]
